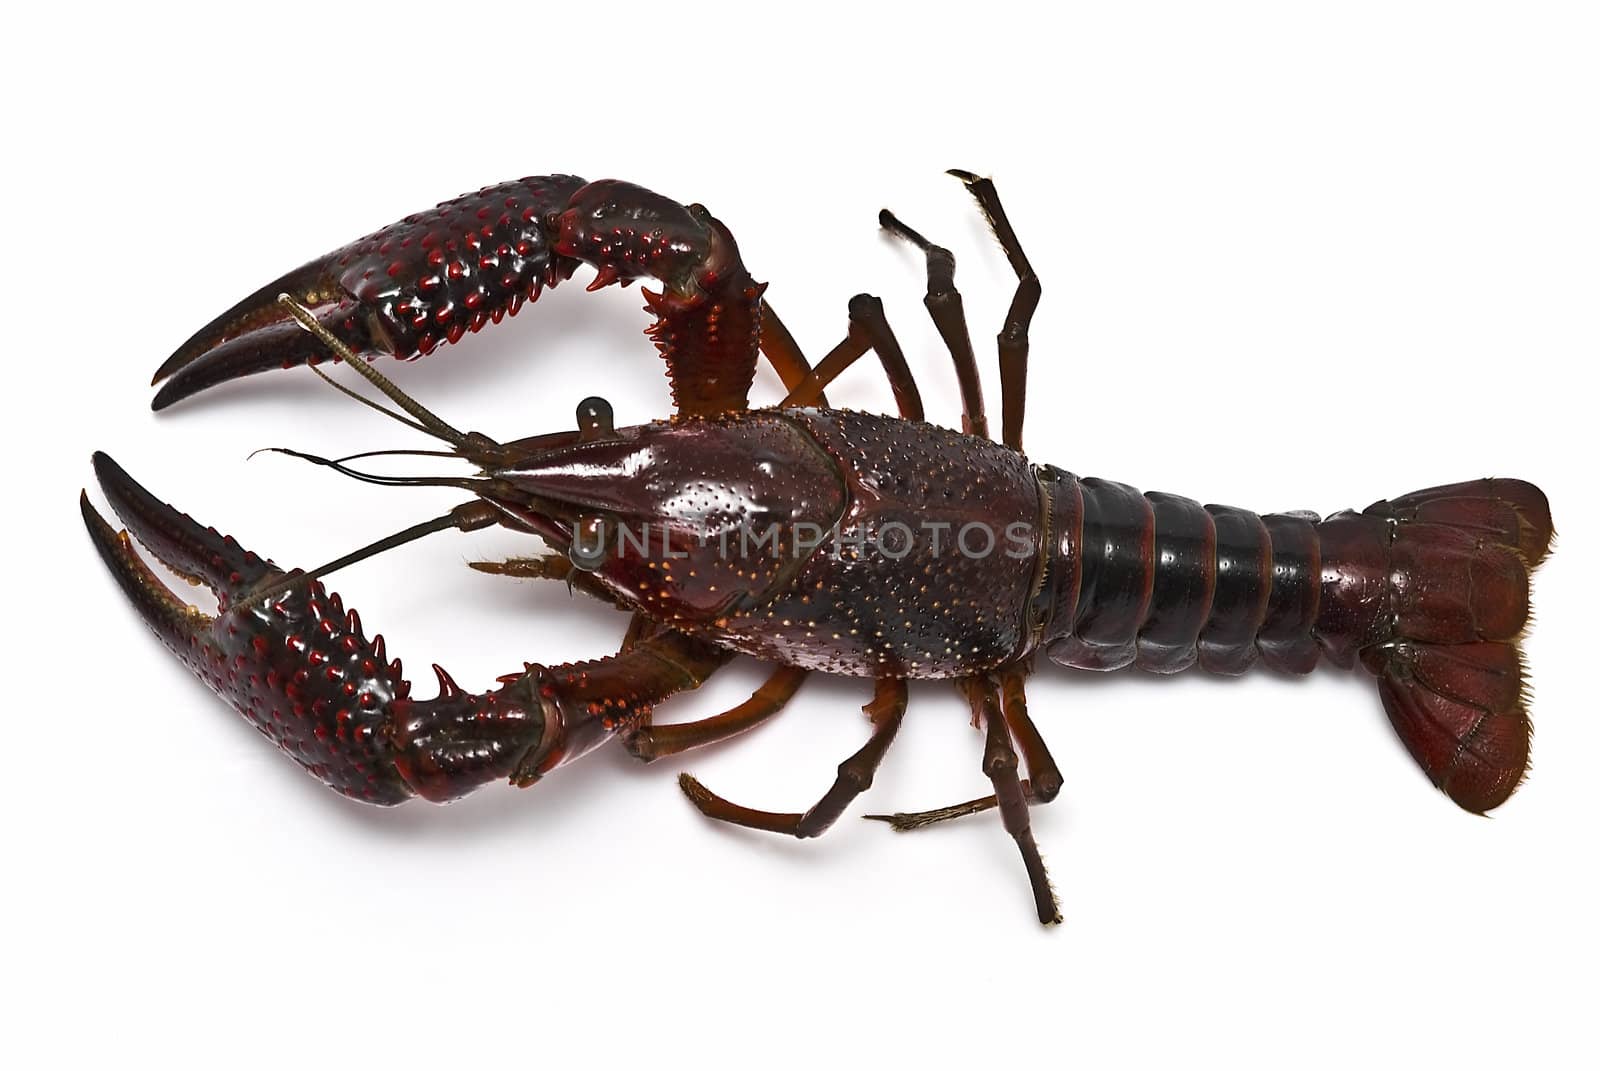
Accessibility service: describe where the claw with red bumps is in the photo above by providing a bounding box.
[152,174,768,419]
[151,175,590,410]
[80,452,557,803]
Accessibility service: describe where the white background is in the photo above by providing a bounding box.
[6,3,1596,1067]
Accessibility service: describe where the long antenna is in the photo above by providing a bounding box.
[240,500,499,607]
[276,294,472,448]
[252,447,482,491]
[330,447,463,464]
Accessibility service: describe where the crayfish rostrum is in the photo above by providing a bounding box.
[81,171,1551,925]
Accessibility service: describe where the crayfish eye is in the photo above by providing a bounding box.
[568,514,612,572]
[576,396,614,442]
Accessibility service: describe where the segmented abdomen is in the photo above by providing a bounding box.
[1037,469,1331,675]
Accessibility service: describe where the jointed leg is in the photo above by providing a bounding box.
[949,170,1040,452]
[865,666,1061,830]
[780,295,925,421]
[964,674,1061,925]
[626,665,809,761]
[878,208,989,438]
[679,678,909,838]
[999,665,1065,801]
[759,301,829,407]
[395,627,733,800]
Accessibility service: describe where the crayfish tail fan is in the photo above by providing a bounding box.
[1360,479,1553,813]
[1372,641,1531,813]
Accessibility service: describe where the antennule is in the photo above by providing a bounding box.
[254,447,484,491]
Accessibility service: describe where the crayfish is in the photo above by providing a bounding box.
[81,172,1551,925]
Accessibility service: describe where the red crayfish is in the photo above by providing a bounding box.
[81,171,1552,924]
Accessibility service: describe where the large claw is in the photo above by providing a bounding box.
[81,453,551,803]
[152,175,590,410]
[152,174,769,417]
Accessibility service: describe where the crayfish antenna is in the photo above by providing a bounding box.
[236,499,501,608]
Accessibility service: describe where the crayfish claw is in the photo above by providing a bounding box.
[80,487,213,652]
[150,175,591,409]
[153,317,324,411]
[153,173,772,419]
[88,451,274,601]
[82,452,417,803]
[151,257,336,391]
[82,454,576,805]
